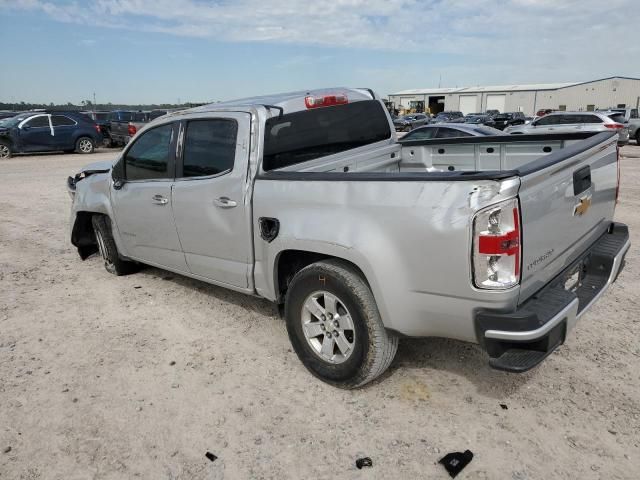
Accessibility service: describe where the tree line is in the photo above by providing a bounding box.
[0,100,209,112]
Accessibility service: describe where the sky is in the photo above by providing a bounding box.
[0,0,638,105]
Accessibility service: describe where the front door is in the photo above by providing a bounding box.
[110,122,189,272]
[171,113,252,288]
[18,114,54,152]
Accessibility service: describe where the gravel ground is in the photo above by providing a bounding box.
[1,145,639,479]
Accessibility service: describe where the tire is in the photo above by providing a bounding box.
[636,131,640,145]
[91,215,139,276]
[285,259,398,388]
[0,142,12,160]
[75,137,95,154]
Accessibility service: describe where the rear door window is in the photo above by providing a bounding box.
[124,123,174,181]
[263,100,391,171]
[180,119,238,177]
[580,114,604,124]
[51,115,76,126]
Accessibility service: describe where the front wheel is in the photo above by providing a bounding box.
[0,142,12,160]
[75,137,95,154]
[285,259,398,388]
[91,215,139,275]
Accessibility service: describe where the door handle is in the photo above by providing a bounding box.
[214,197,237,208]
[152,194,168,205]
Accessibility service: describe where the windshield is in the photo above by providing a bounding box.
[465,116,482,122]
[94,113,109,121]
[473,126,505,135]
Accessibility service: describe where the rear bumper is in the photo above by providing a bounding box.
[475,222,630,372]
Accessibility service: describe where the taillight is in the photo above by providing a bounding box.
[605,123,624,129]
[95,124,101,133]
[305,94,348,109]
[472,198,521,289]
[128,123,137,136]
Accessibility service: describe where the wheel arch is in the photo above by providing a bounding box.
[274,249,372,304]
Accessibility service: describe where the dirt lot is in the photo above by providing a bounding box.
[1,146,639,480]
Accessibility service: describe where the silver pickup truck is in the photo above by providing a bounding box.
[67,88,630,388]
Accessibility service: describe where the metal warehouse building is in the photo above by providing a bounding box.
[388,76,640,116]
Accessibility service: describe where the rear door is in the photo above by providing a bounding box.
[51,115,77,149]
[517,133,618,300]
[171,113,253,289]
[110,122,189,272]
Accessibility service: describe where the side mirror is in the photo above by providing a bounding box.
[111,158,125,189]
[21,125,30,131]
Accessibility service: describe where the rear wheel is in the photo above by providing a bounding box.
[285,259,398,388]
[75,137,95,154]
[0,142,12,159]
[91,215,139,275]
[636,131,640,145]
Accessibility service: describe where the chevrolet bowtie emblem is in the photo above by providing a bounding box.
[573,194,592,216]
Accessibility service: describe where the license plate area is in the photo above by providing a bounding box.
[562,255,589,293]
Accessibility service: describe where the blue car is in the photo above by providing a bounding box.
[0,111,103,159]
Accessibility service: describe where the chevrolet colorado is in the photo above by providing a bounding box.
[67,88,630,388]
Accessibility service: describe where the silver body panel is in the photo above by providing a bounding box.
[69,88,620,342]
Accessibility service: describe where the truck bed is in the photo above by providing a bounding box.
[254,130,620,340]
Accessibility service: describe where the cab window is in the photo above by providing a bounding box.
[181,119,238,177]
[124,124,174,181]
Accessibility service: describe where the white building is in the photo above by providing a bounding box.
[387,76,640,116]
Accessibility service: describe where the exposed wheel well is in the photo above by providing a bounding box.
[71,211,99,259]
[275,250,369,303]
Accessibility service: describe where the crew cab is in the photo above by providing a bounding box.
[68,88,630,388]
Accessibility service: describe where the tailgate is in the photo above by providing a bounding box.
[517,132,619,301]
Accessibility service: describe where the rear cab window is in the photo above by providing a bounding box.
[262,100,391,171]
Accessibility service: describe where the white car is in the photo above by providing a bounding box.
[505,111,629,145]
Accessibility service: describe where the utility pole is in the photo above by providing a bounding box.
[93,92,96,106]
[438,74,442,88]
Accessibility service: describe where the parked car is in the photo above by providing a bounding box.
[506,111,629,145]
[485,109,500,118]
[0,111,102,159]
[400,124,506,141]
[0,111,18,120]
[393,113,429,132]
[68,87,629,388]
[492,112,526,130]
[109,110,149,146]
[83,111,112,145]
[601,108,639,145]
[606,107,639,123]
[464,114,496,127]
[432,111,464,124]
